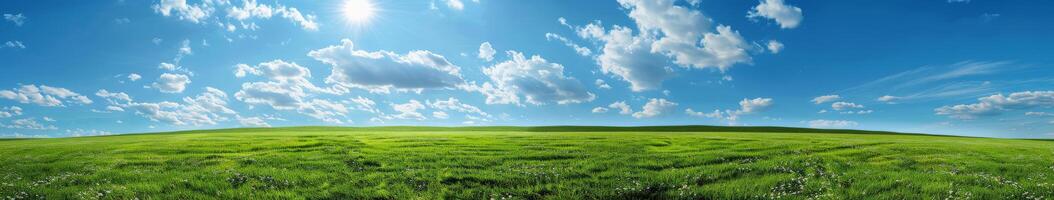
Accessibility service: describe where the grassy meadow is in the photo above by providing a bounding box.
[1,126,1052,199]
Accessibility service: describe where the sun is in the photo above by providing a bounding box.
[342,0,376,25]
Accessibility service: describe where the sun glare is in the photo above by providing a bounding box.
[342,0,376,25]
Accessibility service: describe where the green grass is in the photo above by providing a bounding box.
[1,126,1052,199]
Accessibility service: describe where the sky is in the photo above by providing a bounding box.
[1,0,1053,138]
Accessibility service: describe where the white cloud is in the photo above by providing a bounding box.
[545,33,592,56]
[446,0,465,10]
[153,0,215,24]
[812,95,840,104]
[4,13,26,26]
[152,73,191,93]
[767,40,784,54]
[936,91,1054,120]
[740,98,774,113]
[478,42,495,62]
[428,97,490,118]
[309,39,465,93]
[479,51,595,105]
[591,107,609,113]
[1026,112,1054,117]
[389,100,427,120]
[3,41,26,49]
[877,95,901,103]
[831,101,864,111]
[127,73,142,82]
[346,96,380,114]
[154,0,318,31]
[237,116,271,127]
[632,98,677,118]
[65,129,112,137]
[595,79,612,89]
[296,99,350,124]
[233,60,351,123]
[685,97,774,123]
[121,87,238,126]
[0,106,22,118]
[574,0,754,91]
[3,118,56,130]
[608,101,633,115]
[0,85,92,107]
[807,120,858,129]
[748,0,803,29]
[432,111,449,119]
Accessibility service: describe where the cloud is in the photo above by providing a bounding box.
[4,13,26,26]
[113,87,238,126]
[152,73,191,93]
[767,40,784,54]
[685,97,774,123]
[807,120,858,129]
[236,116,271,127]
[545,33,591,56]
[478,42,495,61]
[233,60,350,123]
[3,41,26,49]
[812,95,840,104]
[591,107,609,113]
[2,118,57,130]
[0,106,22,118]
[153,0,215,24]
[740,98,774,113]
[841,61,1013,102]
[748,0,803,29]
[127,73,142,82]
[877,95,900,103]
[632,98,677,118]
[309,39,465,93]
[428,97,490,118]
[595,79,612,89]
[608,101,633,115]
[346,96,380,114]
[432,111,449,119]
[389,100,427,120]
[478,51,595,105]
[0,85,92,107]
[154,0,318,31]
[573,0,754,91]
[831,101,864,111]
[446,0,465,10]
[936,91,1054,120]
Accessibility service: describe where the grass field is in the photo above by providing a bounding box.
[1,126,1053,199]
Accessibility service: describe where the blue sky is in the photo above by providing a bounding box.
[2,0,1053,138]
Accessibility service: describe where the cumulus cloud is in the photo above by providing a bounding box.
[685,97,774,123]
[591,107,609,113]
[237,116,271,127]
[153,0,317,31]
[2,118,56,130]
[0,106,23,118]
[478,51,595,105]
[346,96,380,114]
[233,60,350,123]
[595,79,612,89]
[877,95,901,103]
[812,95,840,104]
[0,85,92,107]
[428,97,490,118]
[389,100,427,120]
[608,101,633,115]
[573,0,754,91]
[309,39,465,93]
[478,42,495,61]
[152,73,191,93]
[112,87,239,126]
[446,0,465,10]
[127,73,142,82]
[432,111,449,119]
[748,0,803,29]
[831,101,864,111]
[632,98,677,118]
[4,13,25,26]
[936,91,1054,120]
[767,40,784,54]
[807,120,858,129]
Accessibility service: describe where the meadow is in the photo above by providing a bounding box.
[1,126,1052,199]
